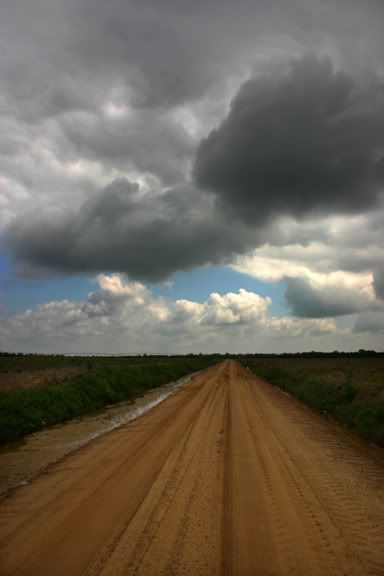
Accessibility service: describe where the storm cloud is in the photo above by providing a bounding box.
[285,276,374,318]
[195,55,384,223]
[7,179,255,281]
[6,54,384,285]
[2,0,384,346]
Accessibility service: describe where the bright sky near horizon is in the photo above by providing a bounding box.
[0,0,383,353]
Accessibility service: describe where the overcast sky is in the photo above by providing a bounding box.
[1,0,383,353]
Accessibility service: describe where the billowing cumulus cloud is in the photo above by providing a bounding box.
[6,56,384,288]
[175,290,270,327]
[231,209,384,320]
[1,0,384,348]
[195,55,384,223]
[7,178,255,281]
[0,274,339,353]
[232,239,381,283]
[2,0,384,224]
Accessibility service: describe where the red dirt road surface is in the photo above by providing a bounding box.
[0,360,383,575]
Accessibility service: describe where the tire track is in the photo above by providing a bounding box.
[238,365,384,575]
[0,360,383,575]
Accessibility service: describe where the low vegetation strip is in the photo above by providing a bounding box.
[0,357,215,444]
[243,357,384,446]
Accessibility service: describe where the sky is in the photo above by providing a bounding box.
[0,0,383,353]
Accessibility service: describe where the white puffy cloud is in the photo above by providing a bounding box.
[264,316,337,338]
[231,210,384,318]
[176,289,270,327]
[0,274,344,353]
[4,273,383,353]
[234,246,375,288]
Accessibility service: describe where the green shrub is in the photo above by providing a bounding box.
[0,357,215,444]
[245,358,383,446]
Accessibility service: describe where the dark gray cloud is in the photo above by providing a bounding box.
[0,0,270,121]
[6,54,384,284]
[2,0,384,342]
[60,110,194,185]
[7,179,255,281]
[285,276,373,318]
[7,57,384,292]
[1,0,384,215]
[354,310,384,334]
[195,55,384,223]
[373,268,384,300]
[2,0,384,123]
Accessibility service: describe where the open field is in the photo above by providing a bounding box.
[0,353,204,371]
[0,355,216,444]
[242,356,384,445]
[0,367,86,392]
[0,354,210,390]
[0,360,383,575]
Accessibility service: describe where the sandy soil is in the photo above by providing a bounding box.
[0,360,383,575]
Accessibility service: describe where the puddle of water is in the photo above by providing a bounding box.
[0,372,196,498]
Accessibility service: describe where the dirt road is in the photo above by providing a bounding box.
[0,360,383,575]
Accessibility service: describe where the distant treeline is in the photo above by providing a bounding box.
[236,350,384,359]
[0,352,219,358]
[1,350,383,358]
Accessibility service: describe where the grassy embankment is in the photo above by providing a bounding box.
[243,357,384,446]
[0,356,216,444]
